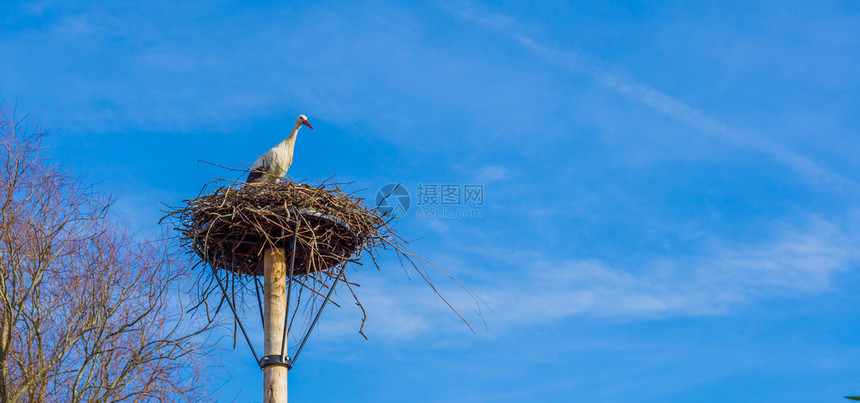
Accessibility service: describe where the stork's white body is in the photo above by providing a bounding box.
[250,138,296,183]
[247,115,313,184]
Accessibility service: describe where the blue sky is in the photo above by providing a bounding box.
[3,0,860,401]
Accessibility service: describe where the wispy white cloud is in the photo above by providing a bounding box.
[316,216,859,339]
[315,277,436,340]
[446,3,860,194]
[0,3,306,132]
[475,164,508,183]
[501,216,854,321]
[487,217,856,323]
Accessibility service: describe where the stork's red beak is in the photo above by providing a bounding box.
[303,120,314,130]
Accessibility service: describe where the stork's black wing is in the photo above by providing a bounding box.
[245,170,263,183]
[246,169,266,183]
[246,150,273,184]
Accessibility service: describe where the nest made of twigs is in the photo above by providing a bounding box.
[165,181,388,277]
[162,178,477,340]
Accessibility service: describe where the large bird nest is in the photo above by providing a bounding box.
[162,178,475,341]
[173,181,380,277]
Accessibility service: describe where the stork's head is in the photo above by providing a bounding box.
[296,114,314,131]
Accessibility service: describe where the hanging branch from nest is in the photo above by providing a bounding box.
[161,178,480,344]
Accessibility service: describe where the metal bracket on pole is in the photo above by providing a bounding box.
[259,354,293,370]
[289,263,347,369]
[267,213,347,371]
[212,266,262,366]
[278,218,300,365]
[212,209,352,373]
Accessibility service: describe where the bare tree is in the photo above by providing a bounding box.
[0,109,215,402]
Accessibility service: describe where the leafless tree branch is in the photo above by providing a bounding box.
[0,108,219,402]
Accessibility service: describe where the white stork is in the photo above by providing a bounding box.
[246,114,314,184]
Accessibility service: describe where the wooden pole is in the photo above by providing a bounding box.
[264,248,288,403]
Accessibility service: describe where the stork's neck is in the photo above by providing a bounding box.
[276,123,302,150]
